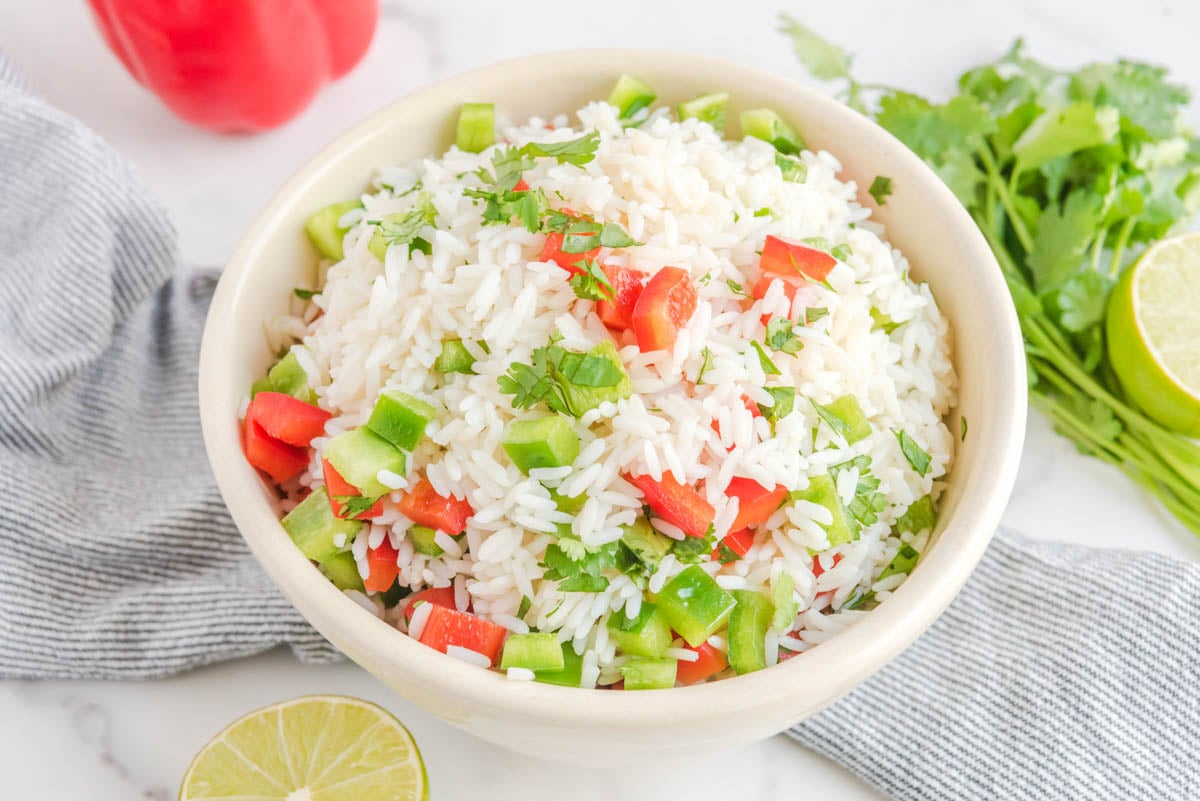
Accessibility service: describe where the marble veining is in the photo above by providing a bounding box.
[1,0,1198,798]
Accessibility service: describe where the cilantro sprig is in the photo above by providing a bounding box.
[783,20,1200,535]
[498,337,628,417]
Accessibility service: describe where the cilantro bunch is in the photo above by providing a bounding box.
[783,18,1200,534]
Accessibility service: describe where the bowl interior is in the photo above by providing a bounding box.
[199,49,1025,753]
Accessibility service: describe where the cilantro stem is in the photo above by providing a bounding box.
[1108,215,1137,278]
[978,144,1034,253]
[1088,225,1109,275]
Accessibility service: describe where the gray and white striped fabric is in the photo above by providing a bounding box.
[0,56,340,677]
[2,55,1198,800]
[791,532,1200,799]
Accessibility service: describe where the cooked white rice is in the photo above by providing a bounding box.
[266,100,956,686]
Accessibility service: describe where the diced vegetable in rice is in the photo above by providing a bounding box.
[245,77,956,689]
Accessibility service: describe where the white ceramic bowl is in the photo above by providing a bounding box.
[199,50,1026,764]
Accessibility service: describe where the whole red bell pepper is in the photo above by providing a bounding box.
[86,0,379,132]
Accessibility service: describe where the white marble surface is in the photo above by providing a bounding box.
[3,1,1200,798]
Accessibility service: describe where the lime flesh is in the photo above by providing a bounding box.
[1106,232,1200,436]
[179,695,427,801]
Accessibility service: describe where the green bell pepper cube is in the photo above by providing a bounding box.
[282,490,363,564]
[323,428,407,499]
[607,603,672,658]
[367,390,436,451]
[621,657,677,690]
[501,632,565,672]
[502,414,581,474]
[728,589,773,675]
[655,565,737,648]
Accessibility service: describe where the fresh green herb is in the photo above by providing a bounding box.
[293,288,318,300]
[466,133,603,232]
[961,416,969,441]
[333,495,380,519]
[895,495,937,534]
[786,23,1200,534]
[894,429,933,476]
[878,543,921,580]
[779,14,853,82]
[715,542,742,565]
[696,346,715,384]
[727,279,748,297]
[567,258,616,302]
[369,196,437,254]
[869,307,902,333]
[830,455,887,530]
[757,386,796,421]
[697,272,713,285]
[811,398,859,443]
[754,207,774,218]
[498,339,628,416]
[831,244,853,261]
[868,176,893,205]
[522,131,603,165]
[517,596,533,619]
[802,236,830,251]
[670,528,717,564]
[599,222,640,249]
[765,317,804,354]
[805,307,830,325]
[541,540,616,592]
[842,588,875,611]
[776,153,808,182]
[749,340,782,375]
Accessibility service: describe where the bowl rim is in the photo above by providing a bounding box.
[199,47,1026,727]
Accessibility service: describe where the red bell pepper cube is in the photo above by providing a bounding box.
[725,477,789,532]
[596,265,648,331]
[418,604,507,665]
[364,538,400,593]
[398,477,474,534]
[243,419,308,483]
[404,586,459,622]
[540,209,599,276]
[625,472,715,538]
[759,235,837,282]
[675,642,729,685]
[631,266,698,352]
[248,391,331,447]
[322,459,383,520]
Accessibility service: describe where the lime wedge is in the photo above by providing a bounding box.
[1107,232,1200,436]
[179,695,428,801]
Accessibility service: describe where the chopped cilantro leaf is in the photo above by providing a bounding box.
[868,176,893,205]
[802,236,830,251]
[696,346,715,384]
[758,386,796,421]
[776,153,808,182]
[750,340,782,375]
[894,429,933,476]
[754,207,774,218]
[805,307,830,325]
[831,244,852,261]
[765,317,804,354]
[727,279,748,297]
[670,529,716,564]
[333,495,379,519]
[293,287,318,300]
[522,130,602,166]
[568,258,616,302]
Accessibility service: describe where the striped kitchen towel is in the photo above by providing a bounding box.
[0,55,341,677]
[2,54,1198,801]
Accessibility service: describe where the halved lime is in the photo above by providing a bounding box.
[179,695,428,801]
[1107,232,1200,436]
